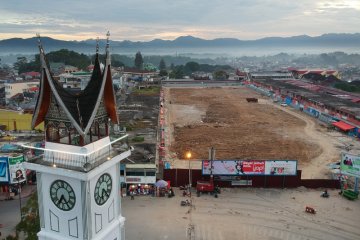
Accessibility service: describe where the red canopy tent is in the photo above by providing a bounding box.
[332,121,355,131]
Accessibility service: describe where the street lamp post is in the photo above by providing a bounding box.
[17,176,22,221]
[186,151,192,192]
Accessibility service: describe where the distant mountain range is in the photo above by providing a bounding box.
[1,33,360,54]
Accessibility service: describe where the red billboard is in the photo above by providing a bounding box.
[202,160,297,176]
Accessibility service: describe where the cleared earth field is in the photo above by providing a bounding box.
[163,86,360,178]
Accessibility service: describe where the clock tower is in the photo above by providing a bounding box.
[23,33,130,240]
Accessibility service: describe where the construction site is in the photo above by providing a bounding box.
[162,86,360,179]
[122,85,360,240]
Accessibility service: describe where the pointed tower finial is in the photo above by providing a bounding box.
[36,33,41,44]
[36,33,46,67]
[96,37,99,54]
[106,31,111,64]
[106,31,110,48]
[36,33,43,50]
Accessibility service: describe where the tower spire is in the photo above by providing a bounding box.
[36,33,46,68]
[96,37,99,54]
[106,31,111,64]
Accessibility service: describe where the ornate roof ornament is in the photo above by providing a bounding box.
[105,31,111,64]
[96,37,99,54]
[106,31,110,48]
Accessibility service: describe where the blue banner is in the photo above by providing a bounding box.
[0,156,9,183]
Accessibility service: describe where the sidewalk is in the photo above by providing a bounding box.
[0,184,37,201]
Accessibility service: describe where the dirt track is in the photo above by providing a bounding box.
[163,86,359,178]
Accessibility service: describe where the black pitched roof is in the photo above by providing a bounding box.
[50,55,103,128]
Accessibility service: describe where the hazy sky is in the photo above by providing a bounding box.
[0,0,359,41]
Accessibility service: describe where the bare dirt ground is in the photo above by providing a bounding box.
[123,188,360,240]
[163,86,360,179]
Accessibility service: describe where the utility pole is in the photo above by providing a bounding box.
[209,147,216,177]
[17,176,22,221]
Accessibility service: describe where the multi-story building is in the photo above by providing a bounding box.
[4,81,39,104]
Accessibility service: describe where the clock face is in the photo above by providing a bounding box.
[94,173,112,205]
[50,180,76,211]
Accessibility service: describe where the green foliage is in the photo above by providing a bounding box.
[13,193,40,240]
[159,58,166,70]
[159,69,168,77]
[169,61,233,79]
[92,54,125,67]
[124,124,134,131]
[47,49,90,70]
[184,61,200,73]
[132,136,144,142]
[13,56,40,74]
[13,57,27,70]
[334,82,360,93]
[5,235,18,240]
[213,70,229,80]
[169,66,184,79]
[132,86,161,95]
[134,51,143,69]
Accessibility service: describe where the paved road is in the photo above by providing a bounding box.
[123,188,360,240]
[0,194,32,238]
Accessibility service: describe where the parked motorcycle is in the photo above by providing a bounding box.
[321,190,329,198]
[180,200,191,206]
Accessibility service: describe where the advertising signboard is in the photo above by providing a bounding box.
[0,156,9,183]
[264,161,298,176]
[202,160,297,176]
[341,153,360,177]
[8,155,26,184]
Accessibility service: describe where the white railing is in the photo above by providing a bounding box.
[22,135,128,171]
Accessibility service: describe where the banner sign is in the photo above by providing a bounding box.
[0,156,9,183]
[8,155,26,184]
[341,153,360,177]
[264,161,298,176]
[202,160,297,176]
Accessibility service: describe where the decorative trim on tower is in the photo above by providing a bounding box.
[49,210,60,232]
[108,199,114,223]
[95,213,102,233]
[68,217,79,238]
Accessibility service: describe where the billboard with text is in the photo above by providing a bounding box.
[202,160,297,176]
[8,155,26,184]
[341,153,360,177]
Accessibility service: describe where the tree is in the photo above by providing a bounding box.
[159,58,166,70]
[185,61,200,74]
[16,193,40,240]
[213,70,228,80]
[169,66,184,79]
[47,49,89,70]
[13,57,28,71]
[134,51,143,69]
[170,63,175,70]
[159,69,168,77]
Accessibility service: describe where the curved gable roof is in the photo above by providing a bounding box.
[32,44,118,137]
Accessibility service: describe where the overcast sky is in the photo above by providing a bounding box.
[0,0,359,41]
